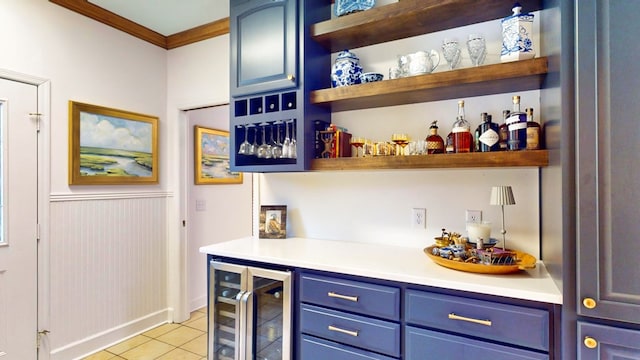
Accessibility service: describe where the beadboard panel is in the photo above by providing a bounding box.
[49,196,168,355]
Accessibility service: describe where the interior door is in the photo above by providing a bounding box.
[0,78,39,358]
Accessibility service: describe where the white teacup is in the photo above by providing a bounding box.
[405,50,440,75]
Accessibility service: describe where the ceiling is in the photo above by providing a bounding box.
[49,0,230,49]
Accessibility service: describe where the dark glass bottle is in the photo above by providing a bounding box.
[452,100,472,153]
[499,110,510,151]
[525,107,541,150]
[506,95,527,150]
[475,113,500,152]
[425,120,445,154]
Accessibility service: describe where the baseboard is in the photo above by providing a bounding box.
[49,308,171,360]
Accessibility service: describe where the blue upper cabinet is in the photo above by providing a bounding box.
[230,0,297,97]
[229,0,331,172]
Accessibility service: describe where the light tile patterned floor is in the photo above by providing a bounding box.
[82,308,208,360]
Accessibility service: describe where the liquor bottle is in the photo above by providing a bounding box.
[499,110,510,151]
[526,107,541,150]
[506,95,527,150]
[475,113,500,152]
[425,120,445,154]
[452,100,472,153]
[445,131,455,153]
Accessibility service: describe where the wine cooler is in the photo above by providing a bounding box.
[208,260,292,360]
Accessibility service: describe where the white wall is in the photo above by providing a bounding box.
[1,1,168,359]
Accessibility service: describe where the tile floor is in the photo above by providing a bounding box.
[82,308,208,360]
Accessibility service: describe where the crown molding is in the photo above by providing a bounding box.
[49,0,229,49]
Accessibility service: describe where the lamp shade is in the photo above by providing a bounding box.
[490,186,516,206]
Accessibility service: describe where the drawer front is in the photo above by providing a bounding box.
[405,289,550,351]
[300,304,400,357]
[405,326,548,360]
[301,335,397,360]
[300,273,400,320]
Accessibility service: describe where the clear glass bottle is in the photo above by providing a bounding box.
[506,95,527,150]
[475,112,500,152]
[452,100,472,153]
[499,109,510,151]
[526,107,541,150]
[425,120,445,154]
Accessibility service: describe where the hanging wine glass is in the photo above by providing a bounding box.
[289,120,297,159]
[248,125,258,156]
[282,119,291,158]
[271,121,283,158]
[238,124,251,155]
[257,123,272,159]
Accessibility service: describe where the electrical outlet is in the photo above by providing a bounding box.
[466,209,482,223]
[412,208,426,229]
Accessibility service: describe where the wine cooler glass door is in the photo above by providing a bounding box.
[246,267,292,360]
[209,261,248,360]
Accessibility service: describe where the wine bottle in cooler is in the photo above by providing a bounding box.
[475,112,500,152]
[452,100,472,153]
[506,95,527,150]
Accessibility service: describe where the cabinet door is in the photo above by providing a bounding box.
[577,322,640,359]
[576,0,640,324]
[230,0,297,97]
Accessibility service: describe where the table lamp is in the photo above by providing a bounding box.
[490,186,516,250]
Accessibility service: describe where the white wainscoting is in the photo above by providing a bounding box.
[49,193,170,359]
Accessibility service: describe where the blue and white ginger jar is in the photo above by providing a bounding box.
[331,50,363,87]
[501,2,535,62]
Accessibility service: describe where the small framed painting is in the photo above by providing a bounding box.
[68,101,158,185]
[194,126,242,184]
[259,205,287,239]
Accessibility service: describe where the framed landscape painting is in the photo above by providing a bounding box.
[194,126,242,184]
[68,101,159,185]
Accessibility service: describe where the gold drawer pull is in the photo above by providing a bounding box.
[328,291,359,302]
[328,325,359,337]
[448,313,492,326]
[584,336,598,349]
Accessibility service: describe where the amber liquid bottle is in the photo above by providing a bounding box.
[452,100,472,153]
[526,107,541,150]
[426,120,445,154]
[499,110,510,151]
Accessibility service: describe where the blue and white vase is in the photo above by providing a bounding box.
[331,50,363,87]
[500,2,535,62]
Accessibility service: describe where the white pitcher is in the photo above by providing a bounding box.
[405,50,440,75]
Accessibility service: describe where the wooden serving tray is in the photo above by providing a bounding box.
[424,245,537,274]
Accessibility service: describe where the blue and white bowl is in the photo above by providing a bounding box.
[360,72,384,83]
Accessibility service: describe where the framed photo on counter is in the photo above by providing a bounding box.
[259,205,287,239]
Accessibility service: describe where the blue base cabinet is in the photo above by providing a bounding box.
[577,322,640,359]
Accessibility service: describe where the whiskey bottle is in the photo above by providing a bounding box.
[452,100,472,153]
[506,95,527,150]
[499,110,510,151]
[425,120,445,154]
[475,113,500,152]
[525,107,541,150]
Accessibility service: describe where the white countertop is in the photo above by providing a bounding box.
[200,236,563,304]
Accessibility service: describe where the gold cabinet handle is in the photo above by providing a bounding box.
[584,336,598,349]
[328,291,359,302]
[448,313,492,326]
[583,297,597,309]
[328,325,359,337]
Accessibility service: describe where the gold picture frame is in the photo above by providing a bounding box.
[259,205,287,239]
[68,101,159,185]
[194,126,242,184]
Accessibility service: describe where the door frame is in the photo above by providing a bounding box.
[0,68,51,358]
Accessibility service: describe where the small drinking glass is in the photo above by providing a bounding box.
[350,136,365,157]
[467,34,487,66]
[442,38,462,70]
[391,133,410,156]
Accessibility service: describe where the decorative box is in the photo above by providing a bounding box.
[501,2,535,62]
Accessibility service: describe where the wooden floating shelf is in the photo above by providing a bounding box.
[311,57,548,112]
[312,0,543,52]
[310,150,549,171]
